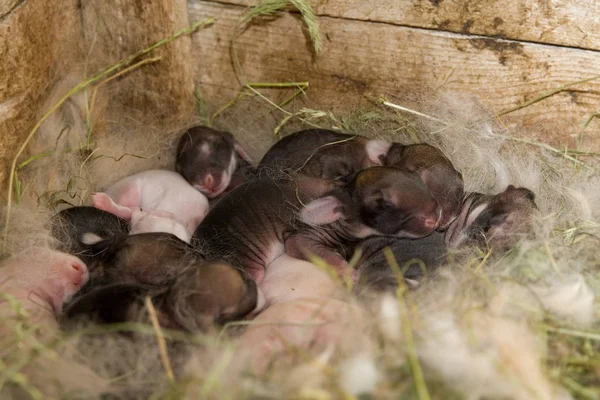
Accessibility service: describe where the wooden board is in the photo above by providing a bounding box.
[213,0,600,52]
[81,0,197,128]
[189,0,600,151]
[0,0,82,193]
[0,0,197,193]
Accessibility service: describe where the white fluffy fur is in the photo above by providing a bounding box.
[338,353,379,396]
[534,274,595,327]
[418,313,566,400]
[377,293,402,342]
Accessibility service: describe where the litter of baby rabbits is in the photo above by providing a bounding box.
[2,6,600,393]
[1,79,598,400]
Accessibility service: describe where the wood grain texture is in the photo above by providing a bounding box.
[0,0,82,193]
[212,0,600,51]
[190,1,600,151]
[81,0,196,128]
[0,0,199,193]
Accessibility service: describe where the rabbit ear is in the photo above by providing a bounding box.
[365,140,391,165]
[234,142,253,163]
[63,282,152,323]
[300,196,345,226]
[464,202,490,229]
[498,185,536,203]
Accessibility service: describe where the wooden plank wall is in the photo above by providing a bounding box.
[0,0,82,191]
[189,0,600,151]
[0,0,196,193]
